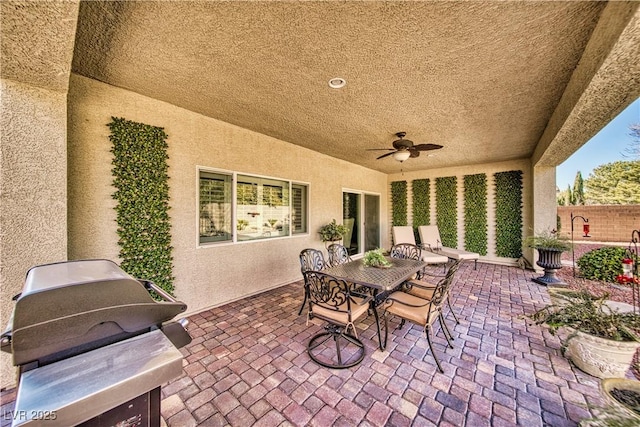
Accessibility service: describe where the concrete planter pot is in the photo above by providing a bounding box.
[599,378,640,421]
[564,329,640,379]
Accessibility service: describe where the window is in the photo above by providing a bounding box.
[237,175,290,241]
[198,168,308,245]
[292,184,308,234]
[199,171,232,243]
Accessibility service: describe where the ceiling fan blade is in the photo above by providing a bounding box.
[413,143,443,151]
[409,149,420,158]
[376,151,396,160]
[366,148,395,151]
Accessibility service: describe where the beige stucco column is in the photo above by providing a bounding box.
[527,165,557,269]
[0,0,79,389]
[529,2,640,267]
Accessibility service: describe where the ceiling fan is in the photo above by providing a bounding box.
[368,132,443,162]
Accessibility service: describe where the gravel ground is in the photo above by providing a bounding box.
[558,242,636,306]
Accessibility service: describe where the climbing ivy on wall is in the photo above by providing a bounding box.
[391,181,408,226]
[109,117,175,296]
[436,176,457,248]
[412,179,430,243]
[494,170,523,258]
[464,174,488,255]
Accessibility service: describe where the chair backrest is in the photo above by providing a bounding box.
[303,270,361,323]
[390,243,422,261]
[418,225,442,249]
[327,243,351,267]
[429,259,462,307]
[299,249,326,274]
[392,226,417,245]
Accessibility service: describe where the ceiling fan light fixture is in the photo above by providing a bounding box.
[328,77,346,89]
[393,150,411,162]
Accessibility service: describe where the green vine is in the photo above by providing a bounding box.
[494,170,523,258]
[391,181,408,226]
[464,174,488,255]
[435,177,457,248]
[412,179,430,242]
[109,117,174,296]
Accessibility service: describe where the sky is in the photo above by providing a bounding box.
[556,97,640,190]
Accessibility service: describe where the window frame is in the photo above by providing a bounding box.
[197,166,309,247]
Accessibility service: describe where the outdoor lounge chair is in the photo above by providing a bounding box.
[418,225,479,269]
[392,226,448,265]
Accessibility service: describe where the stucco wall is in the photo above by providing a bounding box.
[387,160,532,265]
[0,78,68,388]
[67,74,389,317]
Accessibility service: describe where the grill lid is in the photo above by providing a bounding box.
[1,259,188,368]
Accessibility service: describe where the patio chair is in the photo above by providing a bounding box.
[382,261,459,373]
[418,225,479,269]
[389,243,425,280]
[392,226,448,265]
[298,249,327,315]
[405,259,463,326]
[304,270,372,369]
[327,243,352,267]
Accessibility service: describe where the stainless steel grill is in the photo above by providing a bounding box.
[1,259,192,426]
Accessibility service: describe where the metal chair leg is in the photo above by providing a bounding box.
[298,293,307,315]
[425,326,444,373]
[439,314,454,348]
[447,295,460,324]
[308,324,365,369]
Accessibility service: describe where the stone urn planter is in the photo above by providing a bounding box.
[564,329,640,379]
[532,247,566,286]
[524,231,571,287]
[600,378,640,421]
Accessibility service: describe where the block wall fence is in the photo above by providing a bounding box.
[557,205,640,243]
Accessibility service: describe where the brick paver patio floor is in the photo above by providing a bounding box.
[0,263,614,426]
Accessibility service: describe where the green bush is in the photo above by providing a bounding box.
[577,246,628,283]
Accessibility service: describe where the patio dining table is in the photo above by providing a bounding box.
[321,257,427,351]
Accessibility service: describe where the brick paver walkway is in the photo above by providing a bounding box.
[1,263,610,426]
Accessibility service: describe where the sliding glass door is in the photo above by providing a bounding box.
[343,191,380,255]
[364,194,380,251]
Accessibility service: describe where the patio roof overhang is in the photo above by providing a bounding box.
[3,1,639,173]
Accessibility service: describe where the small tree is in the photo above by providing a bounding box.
[622,123,640,160]
[573,171,585,205]
[567,184,576,205]
[585,160,640,204]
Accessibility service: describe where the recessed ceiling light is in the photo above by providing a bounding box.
[328,77,346,89]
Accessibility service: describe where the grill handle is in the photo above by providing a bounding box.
[139,279,179,303]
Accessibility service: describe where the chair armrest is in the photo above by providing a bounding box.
[385,294,430,308]
[407,279,436,290]
[350,291,373,306]
[420,270,445,279]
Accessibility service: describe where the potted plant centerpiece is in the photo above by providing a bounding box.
[530,291,640,379]
[524,229,572,286]
[363,248,392,268]
[318,219,348,247]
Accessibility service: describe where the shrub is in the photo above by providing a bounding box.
[577,246,629,283]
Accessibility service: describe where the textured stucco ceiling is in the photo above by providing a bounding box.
[70,1,610,174]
